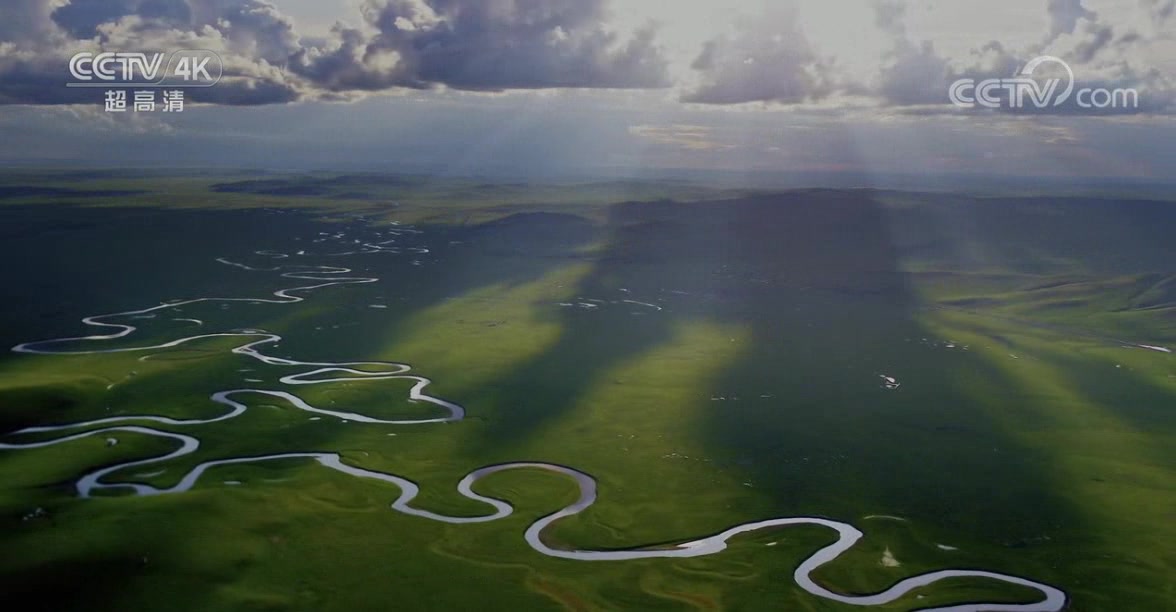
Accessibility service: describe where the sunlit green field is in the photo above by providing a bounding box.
[0,173,1172,611]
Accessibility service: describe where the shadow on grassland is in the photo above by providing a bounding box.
[688,193,1176,610]
[683,193,1105,538]
[466,190,1082,552]
[461,191,921,452]
[0,554,150,612]
[465,190,1029,465]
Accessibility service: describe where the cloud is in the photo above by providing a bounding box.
[0,0,67,43]
[1,0,1171,115]
[292,0,669,92]
[680,0,1173,116]
[0,0,669,106]
[681,5,836,105]
[50,0,192,38]
[0,0,307,105]
[877,43,951,106]
[908,11,1154,118]
[872,2,1019,108]
[1045,0,1097,41]
[1142,0,1176,24]
[90,11,305,105]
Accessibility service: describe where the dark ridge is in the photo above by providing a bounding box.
[0,186,146,200]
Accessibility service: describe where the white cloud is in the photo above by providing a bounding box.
[0,0,670,105]
[683,4,837,105]
[680,0,1174,115]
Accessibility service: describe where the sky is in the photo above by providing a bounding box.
[0,0,1173,181]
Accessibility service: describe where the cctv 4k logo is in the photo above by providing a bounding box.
[68,50,222,88]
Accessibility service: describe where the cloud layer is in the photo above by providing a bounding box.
[0,0,1171,115]
[681,5,837,105]
[0,0,669,105]
[294,0,668,92]
[684,0,1175,115]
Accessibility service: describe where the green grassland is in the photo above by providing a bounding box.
[0,173,1172,611]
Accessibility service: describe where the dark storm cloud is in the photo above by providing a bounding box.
[0,57,95,105]
[0,0,61,42]
[0,0,669,106]
[50,0,192,38]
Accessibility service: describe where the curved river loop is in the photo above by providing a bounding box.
[1,228,1066,612]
